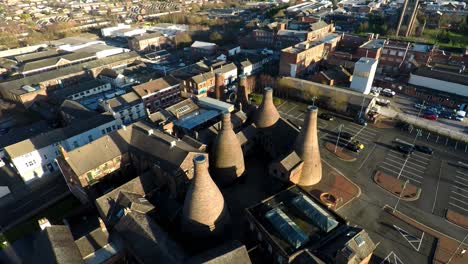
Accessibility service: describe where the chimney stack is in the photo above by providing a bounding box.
[254,87,280,128]
[294,105,322,186]
[215,73,224,100]
[237,74,250,106]
[211,113,245,186]
[182,154,230,237]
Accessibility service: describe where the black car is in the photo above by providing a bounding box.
[339,132,353,140]
[319,113,334,121]
[440,112,453,119]
[415,145,433,155]
[396,145,414,155]
[355,117,367,126]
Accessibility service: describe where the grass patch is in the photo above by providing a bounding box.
[0,195,80,249]
[249,93,283,106]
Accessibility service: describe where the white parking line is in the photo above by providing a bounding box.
[285,105,297,114]
[384,158,426,173]
[379,166,422,183]
[412,154,431,161]
[449,202,468,212]
[455,180,468,188]
[456,175,468,183]
[346,126,378,137]
[457,170,468,178]
[451,190,468,199]
[387,154,427,169]
[381,162,424,178]
[450,196,468,206]
[454,186,468,193]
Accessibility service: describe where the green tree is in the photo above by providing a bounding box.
[20,13,31,21]
[174,32,192,48]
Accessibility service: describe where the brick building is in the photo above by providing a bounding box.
[128,32,167,52]
[279,34,341,77]
[132,76,181,113]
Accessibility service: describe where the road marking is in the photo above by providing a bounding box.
[285,105,297,114]
[454,186,468,193]
[380,251,404,264]
[387,154,427,169]
[455,180,468,188]
[412,154,431,161]
[457,170,468,178]
[393,225,425,252]
[384,158,426,172]
[449,202,468,212]
[451,190,468,199]
[381,162,424,178]
[432,163,443,213]
[449,196,468,206]
[379,166,422,183]
[456,175,468,183]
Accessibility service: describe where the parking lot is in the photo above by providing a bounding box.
[378,149,432,186]
[447,166,468,215]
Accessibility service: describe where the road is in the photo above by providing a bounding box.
[277,99,468,263]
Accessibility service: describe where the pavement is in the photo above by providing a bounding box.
[277,98,468,263]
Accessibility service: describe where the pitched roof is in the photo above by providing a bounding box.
[132,32,163,41]
[106,91,141,111]
[0,52,139,95]
[50,79,109,101]
[63,121,202,177]
[4,113,115,158]
[310,20,329,31]
[279,151,302,171]
[114,211,187,263]
[187,240,252,264]
[19,52,96,73]
[14,49,61,63]
[213,63,237,75]
[32,226,84,264]
[60,100,97,120]
[132,76,180,98]
[191,72,215,84]
[191,41,217,49]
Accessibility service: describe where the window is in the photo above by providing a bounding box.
[44,154,47,160]
[87,172,93,181]
[88,135,93,143]
[101,129,105,135]
[354,235,366,247]
[112,125,116,130]
[73,141,79,148]
[106,127,112,133]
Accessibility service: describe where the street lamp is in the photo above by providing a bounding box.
[335,124,344,153]
[312,96,317,106]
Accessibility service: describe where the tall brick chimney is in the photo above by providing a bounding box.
[182,154,230,237]
[215,73,224,100]
[294,105,322,186]
[211,113,245,186]
[254,87,280,128]
[237,74,250,106]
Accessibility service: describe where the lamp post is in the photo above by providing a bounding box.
[335,124,344,153]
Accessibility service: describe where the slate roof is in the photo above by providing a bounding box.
[0,52,139,95]
[114,211,187,263]
[63,121,202,177]
[279,151,302,171]
[187,240,252,264]
[310,20,329,31]
[192,72,215,84]
[106,91,142,111]
[0,120,51,149]
[4,113,115,158]
[50,79,108,101]
[132,76,180,98]
[19,52,96,73]
[213,63,237,75]
[14,50,61,63]
[32,226,84,264]
[60,100,97,120]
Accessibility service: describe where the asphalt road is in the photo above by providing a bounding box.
[277,99,468,263]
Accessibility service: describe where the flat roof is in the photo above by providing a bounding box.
[247,186,346,256]
[282,34,340,54]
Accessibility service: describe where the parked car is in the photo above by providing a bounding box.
[381,89,396,97]
[347,140,365,153]
[424,114,438,120]
[319,113,334,121]
[440,112,453,119]
[396,145,414,155]
[415,145,433,155]
[340,132,353,140]
[414,103,427,110]
[455,116,465,121]
[376,98,390,107]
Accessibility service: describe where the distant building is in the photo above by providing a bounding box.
[279,34,341,77]
[17,52,97,76]
[128,32,167,52]
[101,23,131,37]
[112,27,146,38]
[49,79,112,103]
[191,41,218,57]
[246,185,375,263]
[350,57,378,94]
[101,91,146,125]
[185,71,215,96]
[132,76,181,113]
[4,113,120,183]
[237,55,274,76]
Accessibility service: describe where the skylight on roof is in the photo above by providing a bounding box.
[265,207,309,249]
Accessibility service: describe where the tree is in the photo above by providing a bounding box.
[209,32,223,44]
[174,32,192,48]
[20,13,31,21]
[274,9,285,18]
